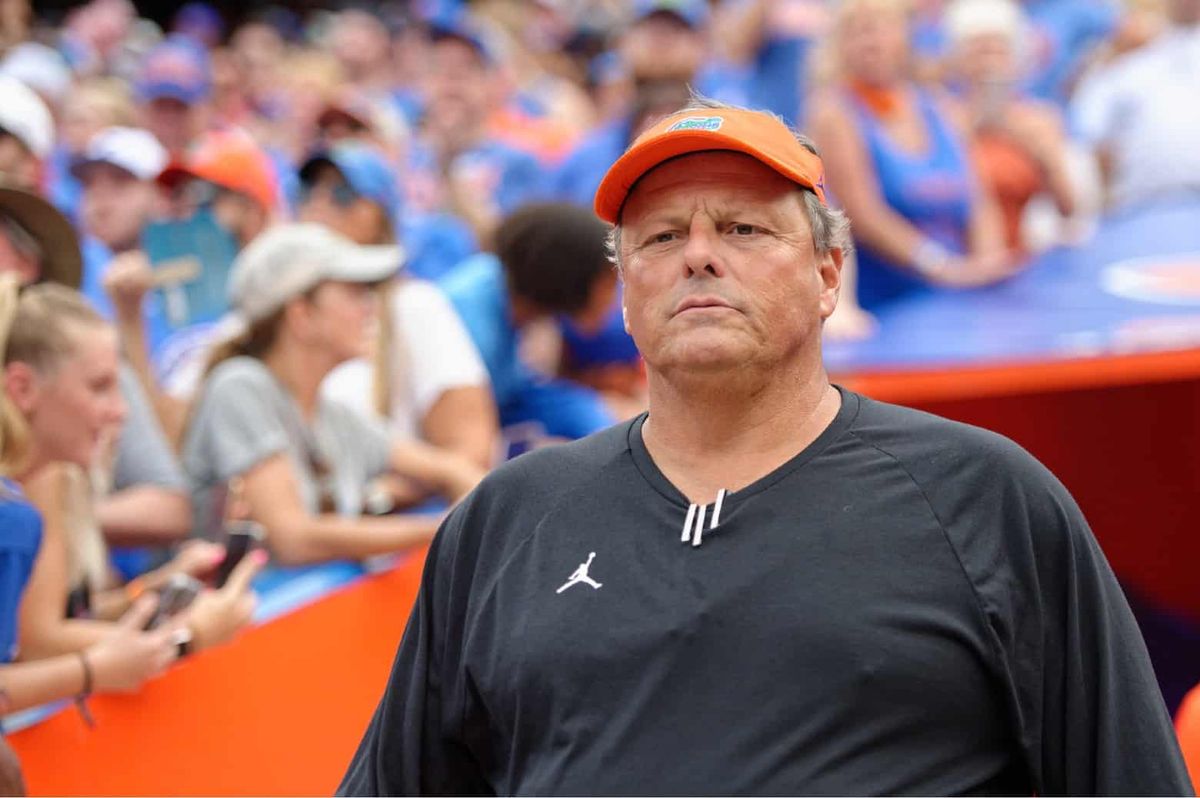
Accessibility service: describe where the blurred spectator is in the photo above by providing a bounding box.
[73,126,169,319]
[171,2,225,50]
[407,16,547,250]
[0,180,192,571]
[945,0,1077,251]
[0,42,72,108]
[714,0,833,125]
[298,145,498,470]
[47,77,136,223]
[552,78,692,209]
[0,276,179,714]
[1071,0,1200,210]
[182,224,483,564]
[18,454,259,660]
[439,203,619,442]
[0,75,52,191]
[104,129,280,447]
[59,0,136,78]
[134,35,213,157]
[1021,0,1122,104]
[620,0,749,103]
[0,184,81,289]
[298,144,402,246]
[810,0,1016,310]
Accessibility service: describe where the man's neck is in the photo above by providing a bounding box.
[261,343,335,419]
[641,361,841,504]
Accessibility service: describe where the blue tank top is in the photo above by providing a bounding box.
[849,90,975,309]
[0,478,43,663]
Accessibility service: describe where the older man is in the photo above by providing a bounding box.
[339,100,1190,795]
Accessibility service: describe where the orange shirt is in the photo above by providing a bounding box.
[973,132,1044,252]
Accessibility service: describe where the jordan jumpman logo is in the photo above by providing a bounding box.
[557,552,603,593]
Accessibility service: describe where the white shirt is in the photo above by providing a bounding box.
[322,278,489,440]
[1072,25,1200,209]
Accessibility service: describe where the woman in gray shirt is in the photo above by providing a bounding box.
[183,224,483,564]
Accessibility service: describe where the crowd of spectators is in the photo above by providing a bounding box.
[0,0,1198,784]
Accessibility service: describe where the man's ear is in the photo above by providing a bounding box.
[818,247,844,322]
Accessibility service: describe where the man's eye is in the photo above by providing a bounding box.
[649,231,676,244]
[731,223,757,235]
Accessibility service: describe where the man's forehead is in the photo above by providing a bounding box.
[622,151,804,219]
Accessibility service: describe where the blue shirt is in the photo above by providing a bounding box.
[1023,0,1120,104]
[439,254,529,408]
[0,479,43,663]
[402,212,480,282]
[849,91,976,309]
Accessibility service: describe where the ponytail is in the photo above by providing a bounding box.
[201,309,285,379]
[0,277,106,476]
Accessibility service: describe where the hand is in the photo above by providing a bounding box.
[102,251,153,321]
[184,549,265,653]
[85,596,179,693]
[164,540,226,582]
[929,251,1025,288]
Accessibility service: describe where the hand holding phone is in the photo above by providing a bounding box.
[143,574,203,631]
[213,520,266,588]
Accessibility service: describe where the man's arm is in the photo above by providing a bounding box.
[338,508,490,795]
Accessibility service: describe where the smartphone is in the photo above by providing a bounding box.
[213,520,266,588]
[144,574,203,631]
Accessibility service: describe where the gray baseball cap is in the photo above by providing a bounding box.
[228,223,402,323]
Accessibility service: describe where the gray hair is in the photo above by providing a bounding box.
[604,95,852,274]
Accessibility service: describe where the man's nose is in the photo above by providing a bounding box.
[681,218,725,279]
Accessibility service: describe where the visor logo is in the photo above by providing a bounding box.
[667,116,724,133]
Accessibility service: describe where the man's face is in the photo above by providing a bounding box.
[80,163,156,250]
[619,152,841,376]
[141,97,197,154]
[621,13,704,82]
[425,39,489,128]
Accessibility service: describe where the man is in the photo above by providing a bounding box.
[1071,0,1200,209]
[72,126,169,324]
[407,15,546,249]
[438,203,622,444]
[339,99,1191,794]
[133,35,212,157]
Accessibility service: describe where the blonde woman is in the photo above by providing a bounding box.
[0,277,176,712]
[183,224,484,565]
[809,0,1015,309]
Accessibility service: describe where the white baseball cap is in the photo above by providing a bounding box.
[71,127,170,181]
[228,223,403,323]
[0,43,72,105]
[0,75,53,159]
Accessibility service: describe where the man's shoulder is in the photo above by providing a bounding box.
[848,393,1053,490]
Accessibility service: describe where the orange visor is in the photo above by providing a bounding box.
[594,107,827,224]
